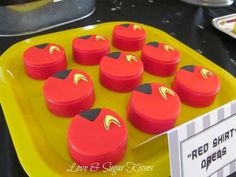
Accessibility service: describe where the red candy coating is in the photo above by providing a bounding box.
[141,42,180,76]
[23,43,67,80]
[100,52,143,92]
[112,24,146,51]
[68,108,127,169]
[127,83,181,134]
[43,69,95,117]
[172,65,220,107]
[72,35,110,65]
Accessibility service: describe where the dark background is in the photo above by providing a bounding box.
[0,0,236,176]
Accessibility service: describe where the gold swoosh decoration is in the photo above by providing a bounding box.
[96,35,106,41]
[133,24,142,30]
[163,44,175,52]
[49,46,60,54]
[73,74,88,85]
[159,86,175,100]
[200,68,214,79]
[104,115,121,131]
[126,55,138,62]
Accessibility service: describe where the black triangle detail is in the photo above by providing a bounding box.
[120,24,129,27]
[181,65,195,72]
[53,69,72,79]
[147,42,159,48]
[35,43,48,49]
[108,52,121,59]
[135,84,152,94]
[79,35,91,39]
[79,108,101,121]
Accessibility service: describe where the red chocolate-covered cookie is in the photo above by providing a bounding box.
[72,35,110,65]
[23,43,67,80]
[68,108,127,169]
[100,52,143,92]
[127,83,181,134]
[43,69,95,117]
[141,42,180,76]
[112,24,146,51]
[172,65,220,107]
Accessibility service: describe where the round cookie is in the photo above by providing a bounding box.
[68,108,127,170]
[141,42,180,76]
[100,52,143,92]
[43,69,95,117]
[127,83,181,134]
[172,65,220,107]
[23,43,67,80]
[72,34,110,65]
[112,23,146,51]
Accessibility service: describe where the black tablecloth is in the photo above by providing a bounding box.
[1,0,236,176]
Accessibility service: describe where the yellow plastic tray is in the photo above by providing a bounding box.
[1,22,236,177]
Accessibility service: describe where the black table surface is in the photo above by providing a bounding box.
[1,0,236,177]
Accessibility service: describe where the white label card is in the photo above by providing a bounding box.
[168,100,236,177]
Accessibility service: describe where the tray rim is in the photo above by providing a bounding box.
[1,21,236,177]
[212,13,236,39]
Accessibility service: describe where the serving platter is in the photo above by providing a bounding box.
[1,21,236,177]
